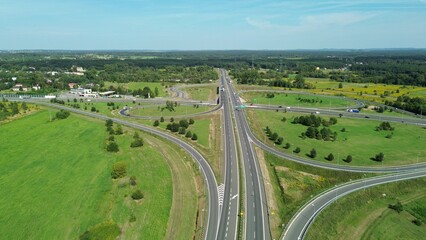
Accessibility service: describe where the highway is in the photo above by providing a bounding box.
[29,101,220,240]
[282,170,426,240]
[223,69,271,240]
[217,71,240,240]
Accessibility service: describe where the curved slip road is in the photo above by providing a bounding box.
[282,170,426,240]
[30,101,220,240]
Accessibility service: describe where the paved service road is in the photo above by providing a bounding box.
[282,170,426,240]
[223,69,271,240]
[217,71,240,240]
[29,101,220,240]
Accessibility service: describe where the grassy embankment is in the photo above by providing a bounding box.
[255,150,371,239]
[306,177,426,240]
[0,110,198,239]
[128,104,214,117]
[247,109,426,166]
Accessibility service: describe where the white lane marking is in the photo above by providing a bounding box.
[231,194,238,200]
[218,183,225,206]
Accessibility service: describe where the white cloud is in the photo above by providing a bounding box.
[246,12,378,32]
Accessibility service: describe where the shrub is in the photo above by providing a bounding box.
[106,141,119,152]
[191,133,198,141]
[153,120,159,127]
[131,189,144,200]
[374,152,384,162]
[111,161,126,179]
[284,142,291,149]
[412,219,422,226]
[115,125,123,135]
[178,127,186,135]
[185,131,193,138]
[108,135,115,141]
[79,220,121,240]
[344,155,353,163]
[294,147,301,153]
[130,138,143,148]
[55,110,70,119]
[189,118,195,125]
[160,116,164,122]
[388,201,403,213]
[179,119,189,129]
[310,148,317,158]
[130,176,137,186]
[327,153,334,161]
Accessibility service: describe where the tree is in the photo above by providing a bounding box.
[55,110,70,119]
[281,117,287,122]
[310,148,317,158]
[294,147,301,153]
[107,141,119,152]
[115,124,123,135]
[154,87,159,97]
[275,137,283,145]
[160,116,164,122]
[388,201,403,213]
[178,127,186,135]
[11,102,19,115]
[191,133,198,141]
[131,132,143,148]
[179,119,189,129]
[91,106,96,112]
[185,131,193,138]
[269,132,278,141]
[111,161,126,178]
[327,153,334,161]
[338,82,343,88]
[284,142,291,149]
[105,119,113,128]
[189,118,195,125]
[131,189,144,200]
[153,120,160,127]
[170,117,174,122]
[375,152,385,162]
[21,102,27,111]
[344,155,353,163]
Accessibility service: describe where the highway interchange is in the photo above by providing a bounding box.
[24,68,426,240]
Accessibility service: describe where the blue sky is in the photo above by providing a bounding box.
[1,0,426,50]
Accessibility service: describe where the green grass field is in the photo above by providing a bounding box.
[241,92,354,108]
[247,109,426,166]
[104,81,168,97]
[0,110,196,239]
[128,104,213,117]
[306,177,426,240]
[184,85,218,101]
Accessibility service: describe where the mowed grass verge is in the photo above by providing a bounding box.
[247,109,426,166]
[306,177,426,240]
[0,110,196,239]
[184,85,218,101]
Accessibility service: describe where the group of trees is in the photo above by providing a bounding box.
[303,126,337,141]
[0,100,22,121]
[164,118,197,140]
[376,122,394,131]
[293,115,338,141]
[264,126,285,145]
[385,96,425,116]
[293,115,338,127]
[105,119,122,152]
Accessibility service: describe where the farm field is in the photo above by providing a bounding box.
[0,110,197,239]
[247,109,426,166]
[240,91,355,108]
[306,177,426,240]
[103,81,168,97]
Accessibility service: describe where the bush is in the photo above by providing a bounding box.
[310,148,317,158]
[374,152,385,162]
[153,120,160,127]
[79,220,121,240]
[284,142,291,149]
[185,131,193,138]
[130,176,137,186]
[189,118,195,125]
[55,110,70,119]
[160,116,164,122]
[294,147,301,153]
[412,219,422,226]
[130,138,143,148]
[108,135,115,141]
[388,201,403,213]
[179,119,189,129]
[344,155,353,163]
[106,141,119,152]
[191,133,198,141]
[111,161,126,179]
[178,127,186,135]
[275,136,283,145]
[115,125,123,135]
[327,153,334,161]
[131,189,144,200]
